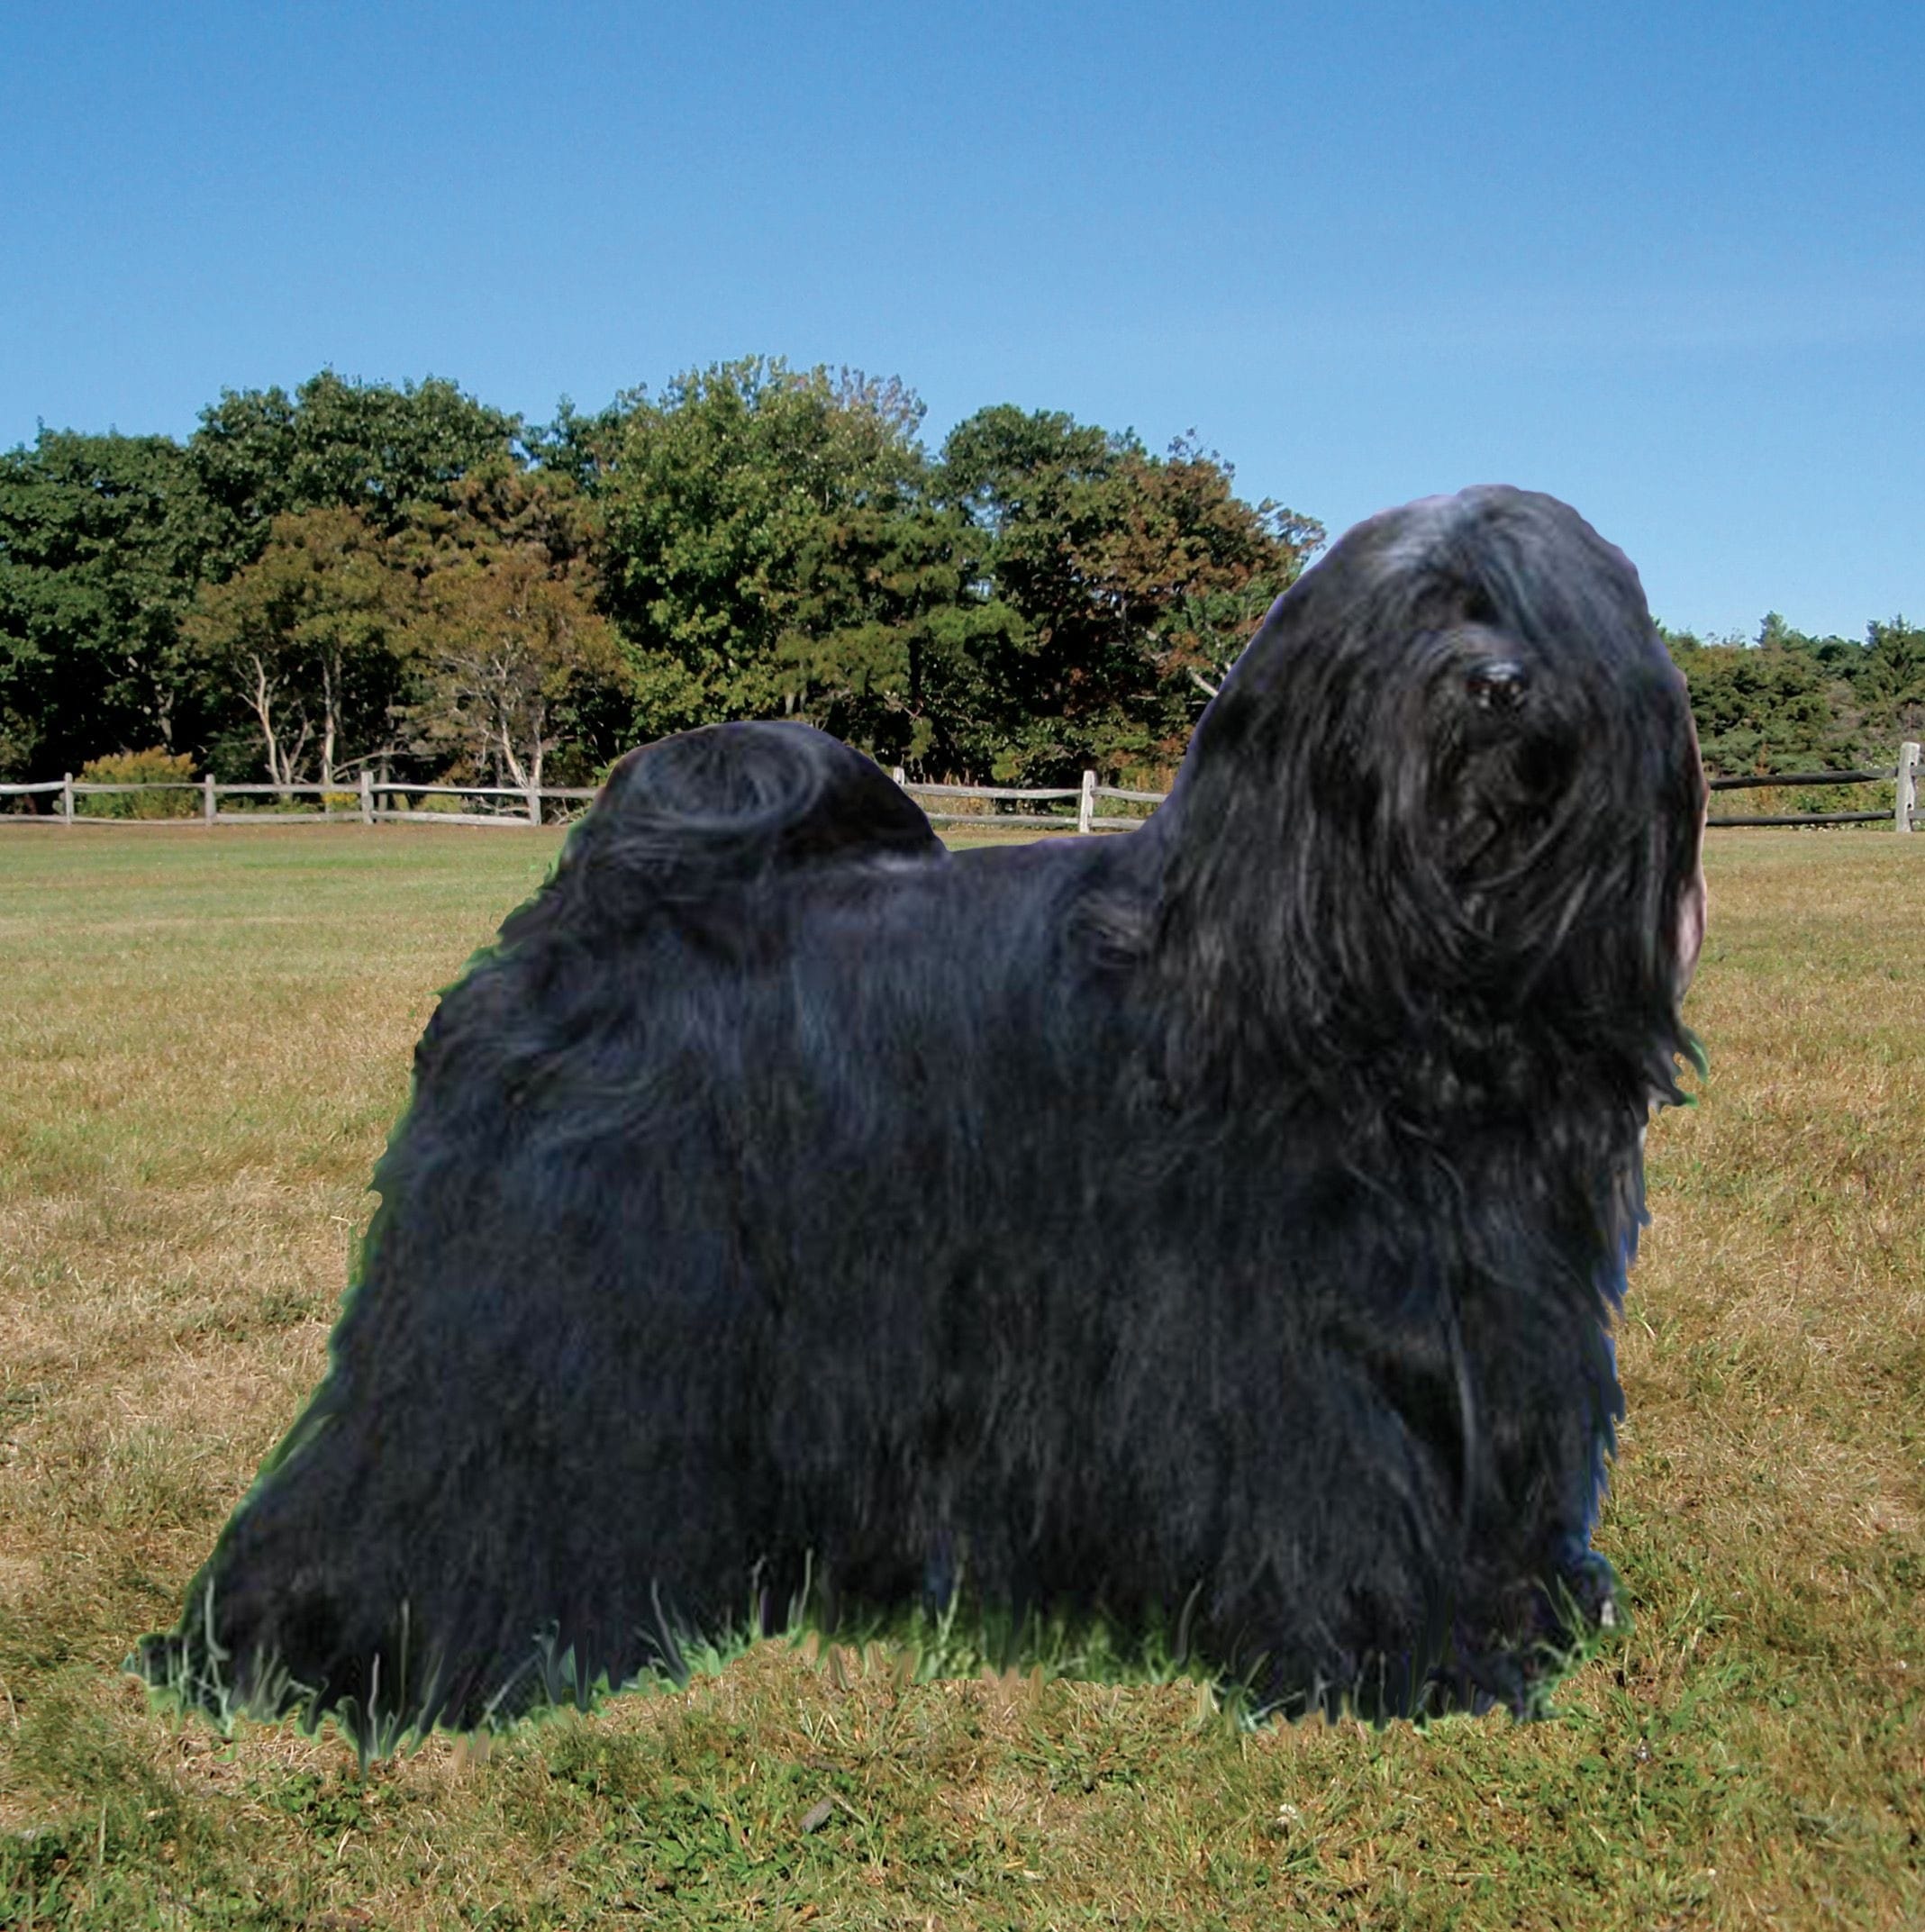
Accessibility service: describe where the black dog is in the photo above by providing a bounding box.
[141,485,1706,1744]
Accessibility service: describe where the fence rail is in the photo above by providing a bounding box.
[0,774,601,829]
[4,742,1919,835]
[1703,744,1919,830]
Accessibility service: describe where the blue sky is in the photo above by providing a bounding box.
[2,1,1919,640]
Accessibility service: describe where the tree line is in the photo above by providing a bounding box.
[2,360,1918,801]
[1662,614,1923,776]
[0,362,1320,799]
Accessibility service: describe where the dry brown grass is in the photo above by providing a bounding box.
[1,821,1920,1928]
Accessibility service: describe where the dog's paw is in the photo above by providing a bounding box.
[1532,1549,1621,1648]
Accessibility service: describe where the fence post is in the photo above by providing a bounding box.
[1077,771,1095,835]
[891,766,904,787]
[360,771,374,826]
[203,774,216,826]
[1897,741,1920,835]
[61,774,73,825]
[526,785,541,827]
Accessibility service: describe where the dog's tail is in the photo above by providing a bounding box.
[485,718,943,957]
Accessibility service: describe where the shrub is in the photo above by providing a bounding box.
[76,748,198,819]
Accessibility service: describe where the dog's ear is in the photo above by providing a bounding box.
[1672,797,1708,995]
[1668,711,1709,998]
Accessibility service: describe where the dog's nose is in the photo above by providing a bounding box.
[1466,661,1529,712]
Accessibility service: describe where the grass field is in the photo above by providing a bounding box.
[1,822,1920,1930]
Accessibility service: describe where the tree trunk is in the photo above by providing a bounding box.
[319,655,339,795]
[496,721,529,792]
[249,654,292,803]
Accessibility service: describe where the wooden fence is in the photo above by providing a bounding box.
[885,769,1167,835]
[1703,744,1920,830]
[0,768,1167,834]
[0,775,599,829]
[3,742,1919,835]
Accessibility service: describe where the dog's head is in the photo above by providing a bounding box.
[1158,485,1705,1114]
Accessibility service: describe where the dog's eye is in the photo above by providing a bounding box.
[1465,662,1529,712]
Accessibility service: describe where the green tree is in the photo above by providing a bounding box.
[189,372,523,579]
[182,508,408,795]
[1080,436,1323,701]
[289,372,522,528]
[936,407,1321,780]
[1754,609,1862,668]
[398,465,631,789]
[526,396,627,493]
[0,429,213,779]
[1673,637,1835,774]
[1857,617,1925,739]
[404,552,627,794]
[186,385,298,579]
[599,359,991,768]
[1664,613,1919,772]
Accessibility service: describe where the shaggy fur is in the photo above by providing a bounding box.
[140,485,1706,1744]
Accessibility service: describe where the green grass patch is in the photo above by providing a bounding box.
[1,821,1920,1927]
